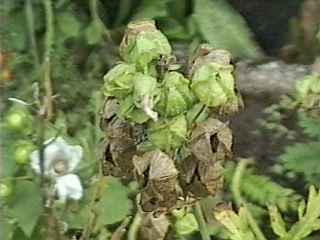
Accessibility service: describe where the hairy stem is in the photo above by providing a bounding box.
[231,159,267,240]
[194,201,211,240]
[43,0,54,120]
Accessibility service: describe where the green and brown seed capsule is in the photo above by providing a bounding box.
[120,20,172,71]
[156,72,196,117]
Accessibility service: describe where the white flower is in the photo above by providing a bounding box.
[30,137,84,202]
[30,137,83,177]
[54,174,83,203]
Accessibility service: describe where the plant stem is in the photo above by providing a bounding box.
[25,0,40,67]
[127,212,142,240]
[231,159,267,240]
[43,0,54,120]
[194,201,211,240]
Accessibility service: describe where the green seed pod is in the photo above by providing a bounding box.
[118,96,150,124]
[133,73,159,121]
[156,72,196,117]
[103,63,136,98]
[120,20,171,70]
[14,141,35,165]
[148,115,187,152]
[5,106,33,134]
[190,46,239,109]
[191,62,235,107]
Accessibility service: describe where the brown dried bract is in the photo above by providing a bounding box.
[138,213,170,240]
[133,150,180,213]
[179,118,232,197]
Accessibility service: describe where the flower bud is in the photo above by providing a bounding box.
[14,141,35,165]
[0,183,12,198]
[156,72,196,117]
[120,20,171,70]
[5,106,33,134]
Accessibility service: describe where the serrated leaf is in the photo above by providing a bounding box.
[193,0,262,59]
[280,142,320,184]
[298,112,320,139]
[57,13,81,38]
[95,177,132,225]
[8,180,43,237]
[268,205,287,237]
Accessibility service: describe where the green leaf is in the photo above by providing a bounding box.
[95,177,132,225]
[57,12,81,38]
[175,213,199,236]
[280,142,320,184]
[192,0,262,59]
[298,112,320,139]
[85,21,104,45]
[132,0,170,20]
[268,205,287,237]
[8,180,43,237]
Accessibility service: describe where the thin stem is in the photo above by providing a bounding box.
[127,212,142,240]
[231,159,267,240]
[25,0,40,67]
[194,201,211,240]
[43,0,54,120]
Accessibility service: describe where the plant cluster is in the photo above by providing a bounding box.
[100,20,241,218]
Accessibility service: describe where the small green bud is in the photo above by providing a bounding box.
[14,142,35,165]
[4,106,33,134]
[120,20,171,70]
[156,72,196,117]
[0,183,12,198]
[103,63,136,98]
[148,115,187,152]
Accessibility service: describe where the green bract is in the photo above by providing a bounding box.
[296,75,320,108]
[148,115,187,151]
[103,63,136,98]
[157,72,196,117]
[120,20,171,70]
[191,62,235,107]
[118,96,149,124]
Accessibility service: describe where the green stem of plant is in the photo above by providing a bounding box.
[89,0,110,39]
[231,159,267,240]
[127,212,142,240]
[43,0,54,120]
[194,201,211,240]
[25,0,40,67]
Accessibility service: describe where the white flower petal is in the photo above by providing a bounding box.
[54,174,83,202]
[29,137,83,177]
[67,145,83,172]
